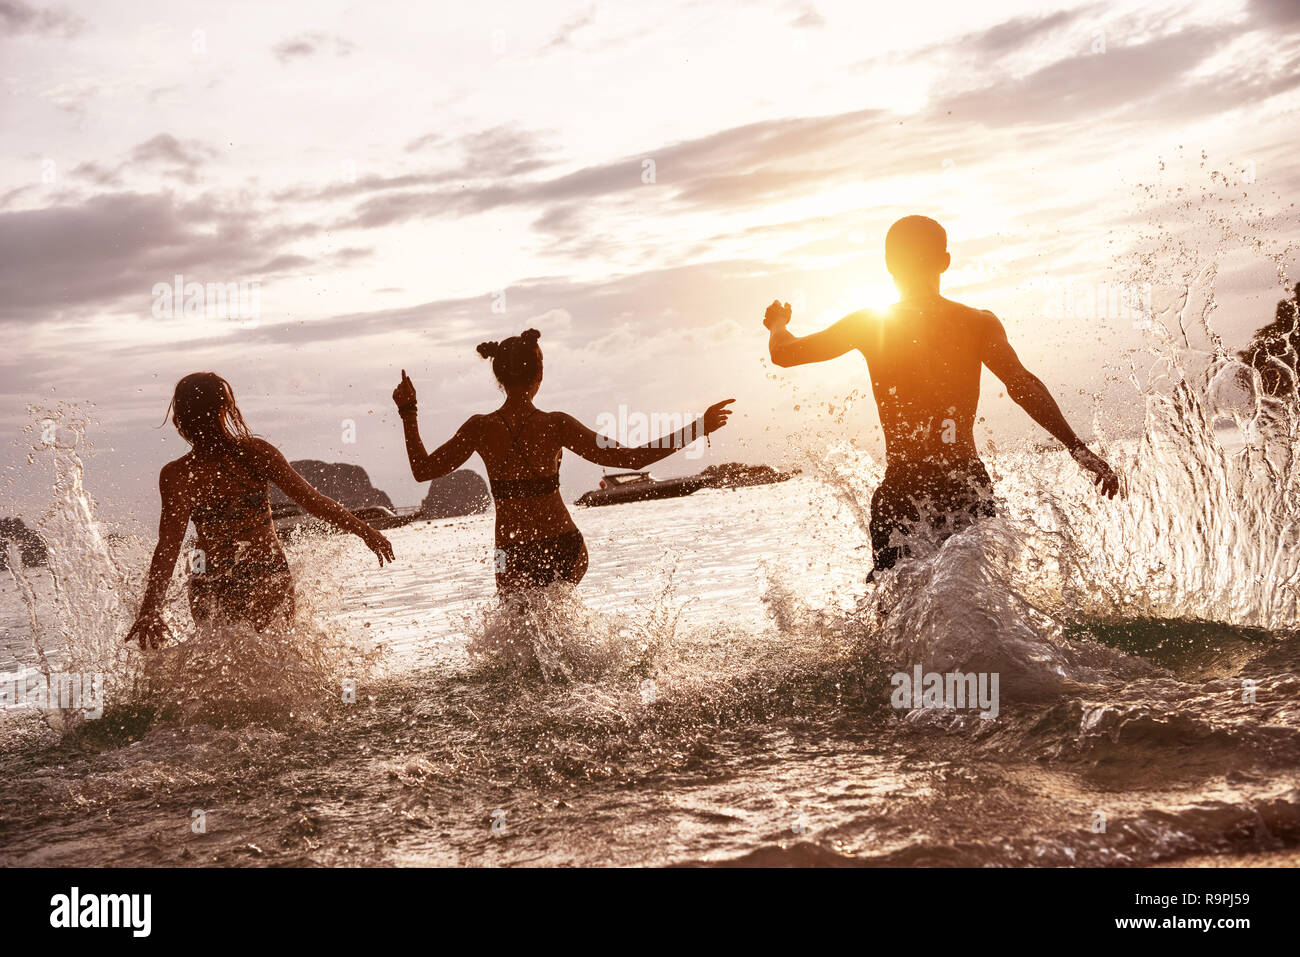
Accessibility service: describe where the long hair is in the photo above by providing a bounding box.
[477,328,542,393]
[164,372,254,454]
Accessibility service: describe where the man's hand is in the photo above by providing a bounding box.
[764,300,792,330]
[1072,445,1120,498]
[392,370,417,410]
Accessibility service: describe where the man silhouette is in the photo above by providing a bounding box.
[765,215,1118,577]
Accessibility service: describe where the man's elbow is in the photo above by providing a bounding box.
[769,347,794,368]
[1006,373,1044,407]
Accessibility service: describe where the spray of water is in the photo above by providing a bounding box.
[758,160,1299,708]
[8,406,380,736]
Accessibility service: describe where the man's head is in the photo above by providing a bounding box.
[885,216,950,290]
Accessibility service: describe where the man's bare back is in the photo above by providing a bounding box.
[855,297,989,466]
[764,215,1118,575]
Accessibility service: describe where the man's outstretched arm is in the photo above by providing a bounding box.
[981,311,1119,497]
[765,300,864,367]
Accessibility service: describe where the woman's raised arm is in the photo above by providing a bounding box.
[557,399,734,469]
[392,370,477,482]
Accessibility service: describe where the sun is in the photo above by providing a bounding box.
[810,281,898,327]
[822,281,897,320]
[857,280,900,311]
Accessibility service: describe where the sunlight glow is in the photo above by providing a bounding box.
[857,280,900,311]
[816,280,898,325]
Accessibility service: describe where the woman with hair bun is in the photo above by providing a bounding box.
[392,329,734,592]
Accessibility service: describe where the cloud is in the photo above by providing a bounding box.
[0,184,34,209]
[316,12,1284,235]
[0,192,315,321]
[58,134,216,189]
[271,31,356,64]
[327,109,877,229]
[70,160,124,187]
[99,255,816,359]
[278,125,554,204]
[543,6,597,51]
[131,133,212,168]
[931,25,1239,126]
[953,8,1090,57]
[130,133,217,183]
[1249,0,1300,27]
[788,2,826,29]
[0,0,82,38]
[325,104,999,234]
[404,132,445,153]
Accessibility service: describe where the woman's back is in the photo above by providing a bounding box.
[392,329,733,594]
[179,444,280,563]
[127,371,395,648]
[472,407,576,545]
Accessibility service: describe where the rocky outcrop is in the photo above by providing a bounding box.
[421,469,491,519]
[1239,282,1300,399]
[697,462,796,489]
[269,460,394,510]
[0,517,48,570]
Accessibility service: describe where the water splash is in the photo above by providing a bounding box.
[463,573,684,683]
[8,405,380,735]
[760,161,1300,707]
[7,406,139,732]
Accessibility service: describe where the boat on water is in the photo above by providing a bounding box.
[575,471,705,507]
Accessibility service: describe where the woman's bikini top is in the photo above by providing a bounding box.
[188,450,272,538]
[489,410,561,501]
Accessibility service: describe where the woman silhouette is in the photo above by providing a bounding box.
[392,329,733,592]
[126,372,395,648]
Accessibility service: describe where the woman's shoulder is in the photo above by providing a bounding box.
[236,436,279,460]
[533,408,572,427]
[161,454,191,477]
[228,437,282,481]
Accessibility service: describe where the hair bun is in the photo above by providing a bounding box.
[520,328,541,345]
[476,341,499,359]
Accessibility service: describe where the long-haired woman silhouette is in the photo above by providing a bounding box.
[392,329,733,592]
[126,372,395,648]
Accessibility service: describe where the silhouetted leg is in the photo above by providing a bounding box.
[870,471,921,574]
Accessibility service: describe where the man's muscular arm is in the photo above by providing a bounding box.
[981,311,1119,497]
[765,300,865,367]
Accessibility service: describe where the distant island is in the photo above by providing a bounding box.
[1239,282,1300,400]
[421,469,491,519]
[696,462,797,489]
[0,517,48,570]
[269,460,394,511]
[268,462,491,534]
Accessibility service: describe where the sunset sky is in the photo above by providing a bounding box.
[3,0,1299,526]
